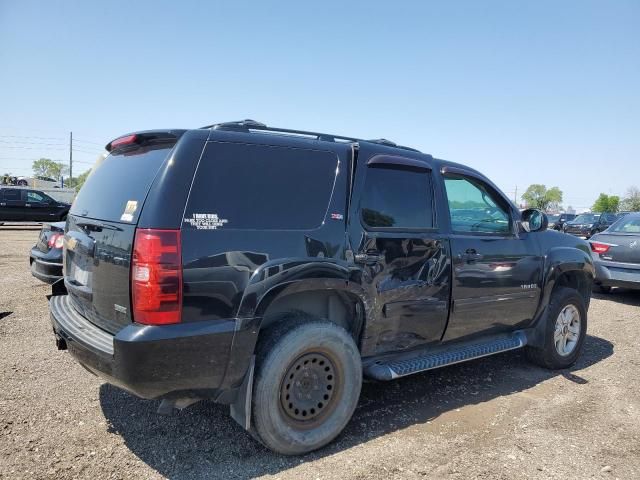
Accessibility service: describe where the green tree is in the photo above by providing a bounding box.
[32,158,66,179]
[64,169,91,192]
[521,184,563,211]
[621,186,640,212]
[592,193,620,213]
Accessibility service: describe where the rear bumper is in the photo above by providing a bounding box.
[594,260,640,290]
[30,251,63,284]
[50,295,251,400]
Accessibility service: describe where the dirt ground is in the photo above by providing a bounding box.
[1,226,639,480]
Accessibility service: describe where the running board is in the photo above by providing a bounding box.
[364,332,527,381]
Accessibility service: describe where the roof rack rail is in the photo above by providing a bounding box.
[200,119,421,153]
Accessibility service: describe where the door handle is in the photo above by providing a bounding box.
[459,249,483,262]
[354,252,383,265]
[25,203,31,207]
[0,202,5,206]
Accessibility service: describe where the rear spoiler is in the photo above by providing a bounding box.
[106,129,187,153]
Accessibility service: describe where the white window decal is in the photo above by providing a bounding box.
[183,213,229,230]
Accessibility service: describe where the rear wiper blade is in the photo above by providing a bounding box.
[76,221,123,233]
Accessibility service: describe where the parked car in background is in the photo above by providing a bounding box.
[547,213,576,231]
[590,212,640,293]
[31,175,62,189]
[563,212,617,239]
[30,221,66,295]
[0,188,70,223]
[49,120,593,455]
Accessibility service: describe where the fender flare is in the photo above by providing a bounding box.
[527,246,594,348]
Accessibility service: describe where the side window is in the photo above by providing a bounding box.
[27,191,45,203]
[444,175,510,234]
[360,165,434,229]
[185,142,339,230]
[2,189,21,201]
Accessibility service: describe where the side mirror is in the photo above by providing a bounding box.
[520,208,548,232]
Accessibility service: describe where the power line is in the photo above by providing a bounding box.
[73,138,104,147]
[0,146,67,150]
[0,134,65,141]
[72,147,104,155]
[0,140,66,146]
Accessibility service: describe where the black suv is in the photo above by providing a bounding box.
[547,213,576,231]
[50,121,594,455]
[564,212,618,239]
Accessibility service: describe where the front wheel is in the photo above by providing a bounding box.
[526,287,587,369]
[251,319,362,455]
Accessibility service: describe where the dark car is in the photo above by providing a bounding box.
[547,213,576,231]
[589,212,640,293]
[563,212,617,239]
[30,221,66,294]
[50,120,594,454]
[0,187,70,223]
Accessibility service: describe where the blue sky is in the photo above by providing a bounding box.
[1,0,638,210]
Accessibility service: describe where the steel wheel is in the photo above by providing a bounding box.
[554,304,581,357]
[280,351,340,426]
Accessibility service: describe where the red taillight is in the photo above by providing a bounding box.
[107,134,137,151]
[132,229,182,325]
[48,233,64,249]
[590,242,610,254]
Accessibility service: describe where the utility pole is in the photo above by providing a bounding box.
[69,131,73,181]
[514,185,518,205]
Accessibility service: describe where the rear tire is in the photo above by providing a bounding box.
[526,287,587,369]
[17,179,27,186]
[251,318,362,455]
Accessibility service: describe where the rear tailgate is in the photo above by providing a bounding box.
[65,136,183,334]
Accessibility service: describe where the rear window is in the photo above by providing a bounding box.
[70,144,173,222]
[609,215,640,233]
[1,189,20,201]
[185,142,338,230]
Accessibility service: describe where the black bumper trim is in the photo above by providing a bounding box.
[50,295,242,400]
[50,295,114,355]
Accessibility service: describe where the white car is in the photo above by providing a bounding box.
[17,176,61,188]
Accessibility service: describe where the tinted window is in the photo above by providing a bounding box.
[27,191,45,203]
[185,142,338,230]
[444,176,510,234]
[1,189,20,201]
[71,144,173,222]
[360,165,433,229]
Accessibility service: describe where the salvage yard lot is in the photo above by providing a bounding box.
[1,226,639,480]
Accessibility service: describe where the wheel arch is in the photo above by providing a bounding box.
[541,246,594,309]
[256,278,370,344]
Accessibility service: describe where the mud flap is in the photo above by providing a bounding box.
[230,355,255,431]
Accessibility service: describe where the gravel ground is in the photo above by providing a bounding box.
[1,226,639,479]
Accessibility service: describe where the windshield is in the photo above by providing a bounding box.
[572,214,600,224]
[608,215,640,233]
[547,214,560,222]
